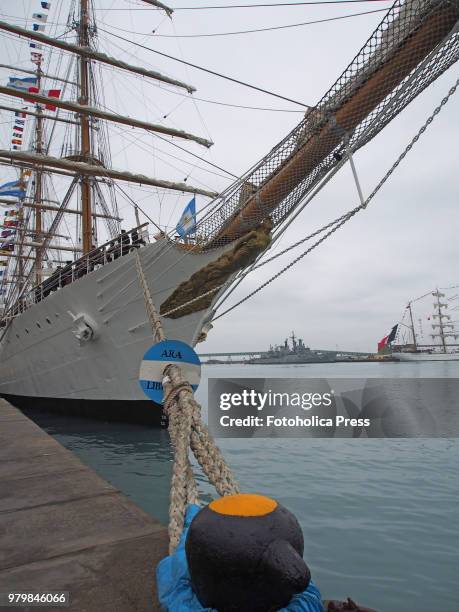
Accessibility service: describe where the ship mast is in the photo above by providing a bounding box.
[0,0,217,319]
[34,64,44,285]
[79,0,93,255]
[432,289,448,353]
[407,301,417,351]
[16,170,27,295]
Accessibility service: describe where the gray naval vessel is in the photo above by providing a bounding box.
[249,333,337,364]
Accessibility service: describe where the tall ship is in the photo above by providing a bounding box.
[390,289,459,361]
[1,1,459,423]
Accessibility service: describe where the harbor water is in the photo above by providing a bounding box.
[24,361,459,612]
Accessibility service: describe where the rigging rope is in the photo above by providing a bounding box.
[158,92,305,113]
[134,252,239,554]
[95,1,394,10]
[152,7,390,38]
[98,27,310,108]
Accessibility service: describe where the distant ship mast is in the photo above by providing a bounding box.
[398,289,459,354]
[431,289,457,353]
[406,300,418,351]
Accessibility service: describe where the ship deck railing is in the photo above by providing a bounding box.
[7,223,150,319]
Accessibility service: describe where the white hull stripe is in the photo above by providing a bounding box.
[139,360,201,386]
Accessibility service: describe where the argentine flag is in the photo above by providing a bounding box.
[0,180,26,199]
[8,76,38,91]
[176,196,196,238]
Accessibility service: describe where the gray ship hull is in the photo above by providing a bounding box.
[250,354,336,365]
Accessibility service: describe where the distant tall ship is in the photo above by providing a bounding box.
[384,289,459,361]
[1,1,459,423]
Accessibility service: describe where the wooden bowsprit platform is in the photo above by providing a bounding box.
[0,399,168,611]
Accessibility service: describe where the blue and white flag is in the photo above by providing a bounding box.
[33,24,46,32]
[29,42,43,50]
[176,197,196,238]
[8,76,38,91]
[0,180,26,199]
[41,1,52,9]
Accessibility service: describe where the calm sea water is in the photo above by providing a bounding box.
[26,361,459,612]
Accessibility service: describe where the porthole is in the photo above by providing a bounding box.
[46,318,51,325]
[25,328,29,334]
[36,322,41,329]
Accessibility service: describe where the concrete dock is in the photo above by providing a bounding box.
[0,399,169,611]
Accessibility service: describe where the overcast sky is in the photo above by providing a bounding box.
[0,0,458,352]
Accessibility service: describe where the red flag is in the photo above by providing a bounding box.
[377,335,389,353]
[11,138,22,145]
[25,86,40,103]
[45,89,61,111]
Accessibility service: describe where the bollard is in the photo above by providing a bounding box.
[185,493,311,612]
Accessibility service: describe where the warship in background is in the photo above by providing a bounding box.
[249,332,337,364]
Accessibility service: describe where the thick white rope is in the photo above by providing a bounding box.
[135,252,239,553]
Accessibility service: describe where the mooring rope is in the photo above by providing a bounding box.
[135,251,239,553]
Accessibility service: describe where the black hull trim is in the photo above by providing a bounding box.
[1,394,166,427]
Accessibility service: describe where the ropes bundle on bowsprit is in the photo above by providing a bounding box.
[194,0,459,249]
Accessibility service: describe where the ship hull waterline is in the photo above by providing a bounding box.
[0,239,232,426]
[1,393,165,426]
[392,351,459,362]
